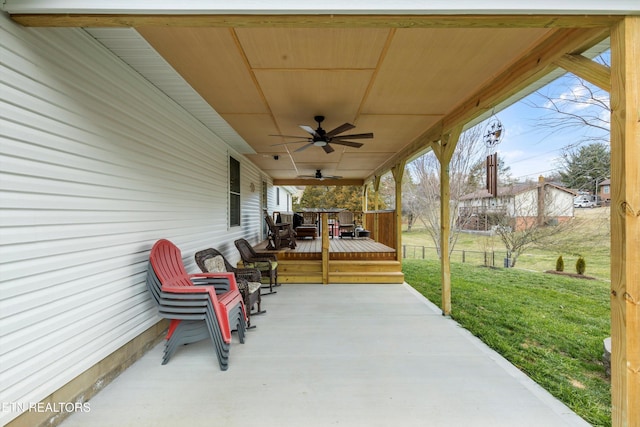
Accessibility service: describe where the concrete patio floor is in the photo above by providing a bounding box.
[61,283,590,427]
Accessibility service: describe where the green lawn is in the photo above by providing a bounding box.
[402,207,611,281]
[403,259,611,426]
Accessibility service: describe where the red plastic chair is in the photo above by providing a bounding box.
[148,239,247,368]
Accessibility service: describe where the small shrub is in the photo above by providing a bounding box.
[556,255,564,272]
[576,256,586,275]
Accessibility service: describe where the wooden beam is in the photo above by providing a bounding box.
[553,53,611,91]
[369,26,610,182]
[372,175,381,211]
[610,16,640,427]
[361,185,367,212]
[431,127,459,165]
[9,14,621,29]
[372,175,381,194]
[370,175,382,237]
[432,126,463,316]
[370,125,440,183]
[273,178,363,186]
[391,161,406,263]
[441,27,610,131]
[321,212,329,284]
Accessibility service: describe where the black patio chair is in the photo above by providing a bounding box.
[337,211,356,238]
[195,248,265,328]
[234,238,279,295]
[264,209,296,249]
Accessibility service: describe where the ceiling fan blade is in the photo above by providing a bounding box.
[322,144,335,154]
[325,122,355,137]
[330,140,364,148]
[294,142,315,152]
[332,132,374,140]
[299,125,319,137]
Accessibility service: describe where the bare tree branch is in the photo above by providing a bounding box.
[407,125,485,257]
[524,62,610,147]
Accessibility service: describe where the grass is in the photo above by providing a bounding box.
[402,207,611,280]
[403,259,612,426]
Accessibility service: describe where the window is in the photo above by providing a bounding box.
[229,156,240,226]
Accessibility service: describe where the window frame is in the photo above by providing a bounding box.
[229,156,241,227]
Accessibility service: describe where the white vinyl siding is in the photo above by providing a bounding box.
[0,14,263,425]
[269,187,294,214]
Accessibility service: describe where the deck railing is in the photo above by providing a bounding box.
[278,210,397,250]
[362,210,396,250]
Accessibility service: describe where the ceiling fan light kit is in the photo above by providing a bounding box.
[270,115,373,154]
[298,169,342,180]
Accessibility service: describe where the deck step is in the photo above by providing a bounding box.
[278,260,322,273]
[329,271,405,284]
[328,260,401,273]
[329,260,404,284]
[276,259,404,284]
[277,260,322,283]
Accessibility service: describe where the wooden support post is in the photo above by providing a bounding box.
[373,175,381,238]
[610,16,640,427]
[363,183,370,212]
[392,161,406,262]
[432,126,463,316]
[321,212,330,284]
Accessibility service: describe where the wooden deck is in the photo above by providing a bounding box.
[251,238,403,284]
[253,237,397,260]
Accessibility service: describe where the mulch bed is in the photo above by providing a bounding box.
[544,270,597,280]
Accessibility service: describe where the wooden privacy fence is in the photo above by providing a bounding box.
[362,210,396,249]
[402,244,510,268]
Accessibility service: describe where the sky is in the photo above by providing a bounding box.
[479,56,610,183]
[494,98,570,181]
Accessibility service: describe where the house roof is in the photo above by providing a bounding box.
[3,2,634,185]
[460,181,576,200]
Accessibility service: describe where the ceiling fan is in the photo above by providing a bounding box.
[298,169,342,180]
[271,115,373,154]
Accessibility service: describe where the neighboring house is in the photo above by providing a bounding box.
[599,178,611,205]
[458,178,575,232]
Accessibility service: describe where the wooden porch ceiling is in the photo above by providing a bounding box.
[11,14,616,185]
